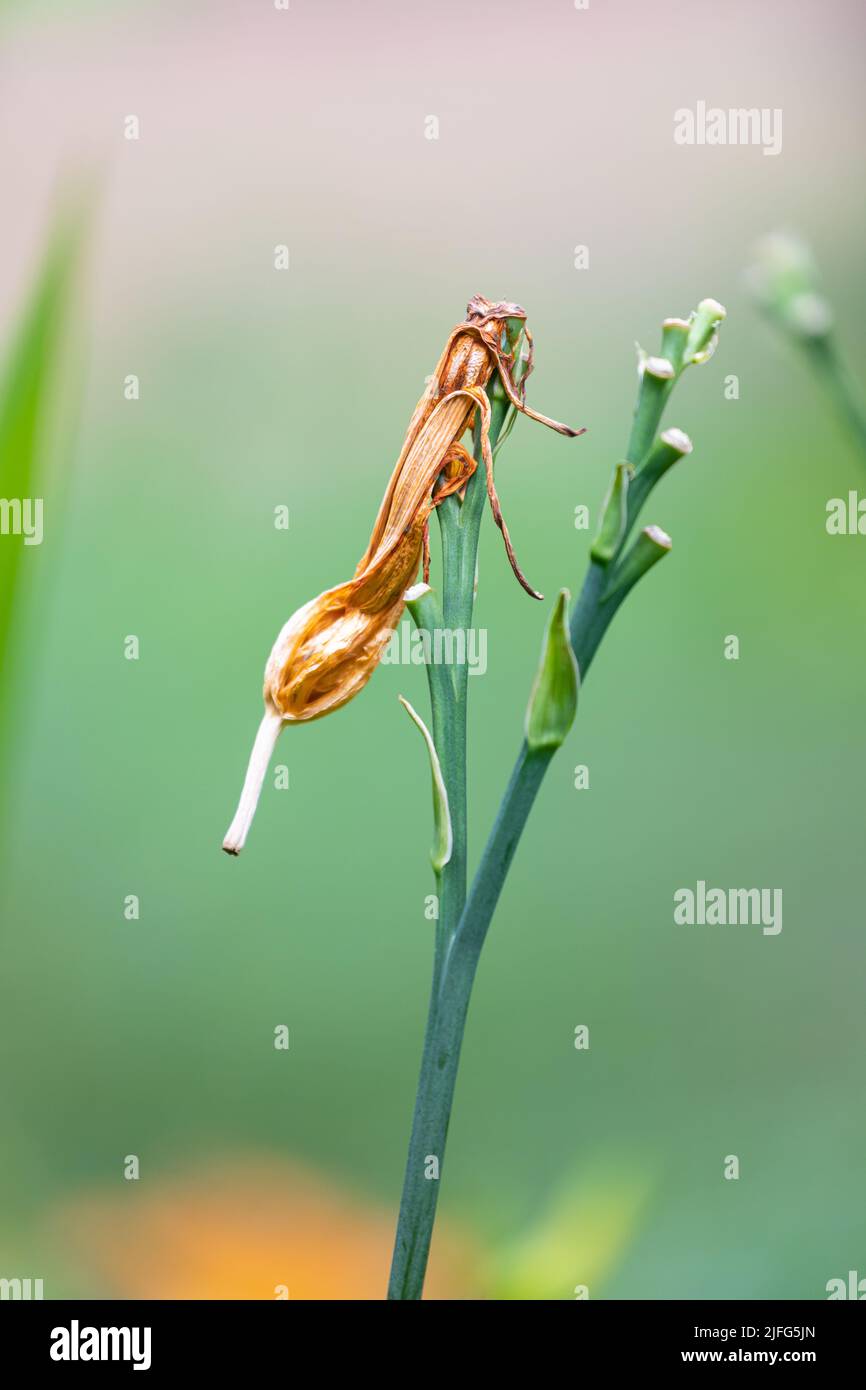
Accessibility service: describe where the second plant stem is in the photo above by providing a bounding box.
[807,336,866,462]
[388,355,678,1299]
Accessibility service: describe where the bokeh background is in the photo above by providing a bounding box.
[1,0,864,1299]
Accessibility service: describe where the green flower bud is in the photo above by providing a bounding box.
[525,590,579,754]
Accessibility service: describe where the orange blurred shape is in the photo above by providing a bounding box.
[51,1157,477,1301]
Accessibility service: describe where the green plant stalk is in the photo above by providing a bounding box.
[386,553,650,1299]
[387,379,513,1300]
[450,357,683,1060]
[388,321,717,1298]
[748,235,866,465]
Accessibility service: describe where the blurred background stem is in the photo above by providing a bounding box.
[748,231,866,465]
[806,337,866,461]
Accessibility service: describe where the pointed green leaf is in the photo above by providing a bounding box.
[590,462,633,564]
[399,695,453,874]
[525,589,579,753]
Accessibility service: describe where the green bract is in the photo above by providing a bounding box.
[525,590,579,753]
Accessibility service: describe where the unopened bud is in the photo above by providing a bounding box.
[525,590,579,754]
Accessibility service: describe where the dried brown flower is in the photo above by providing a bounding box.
[223,296,581,854]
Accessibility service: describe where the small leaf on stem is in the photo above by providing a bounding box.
[525,590,579,753]
[399,696,453,874]
[591,461,634,564]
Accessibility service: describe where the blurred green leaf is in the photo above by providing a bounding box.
[0,203,88,722]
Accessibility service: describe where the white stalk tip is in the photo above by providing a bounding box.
[644,524,673,550]
[661,427,693,455]
[404,582,432,602]
[222,709,284,855]
[644,356,675,380]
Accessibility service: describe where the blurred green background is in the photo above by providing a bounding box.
[1,0,864,1298]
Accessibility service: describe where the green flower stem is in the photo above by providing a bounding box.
[746,235,866,465]
[387,379,512,1301]
[445,548,660,971]
[389,393,652,1299]
[431,470,483,936]
[450,345,707,987]
[387,740,554,1295]
[388,304,723,1300]
[386,561,627,1302]
[625,366,673,466]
